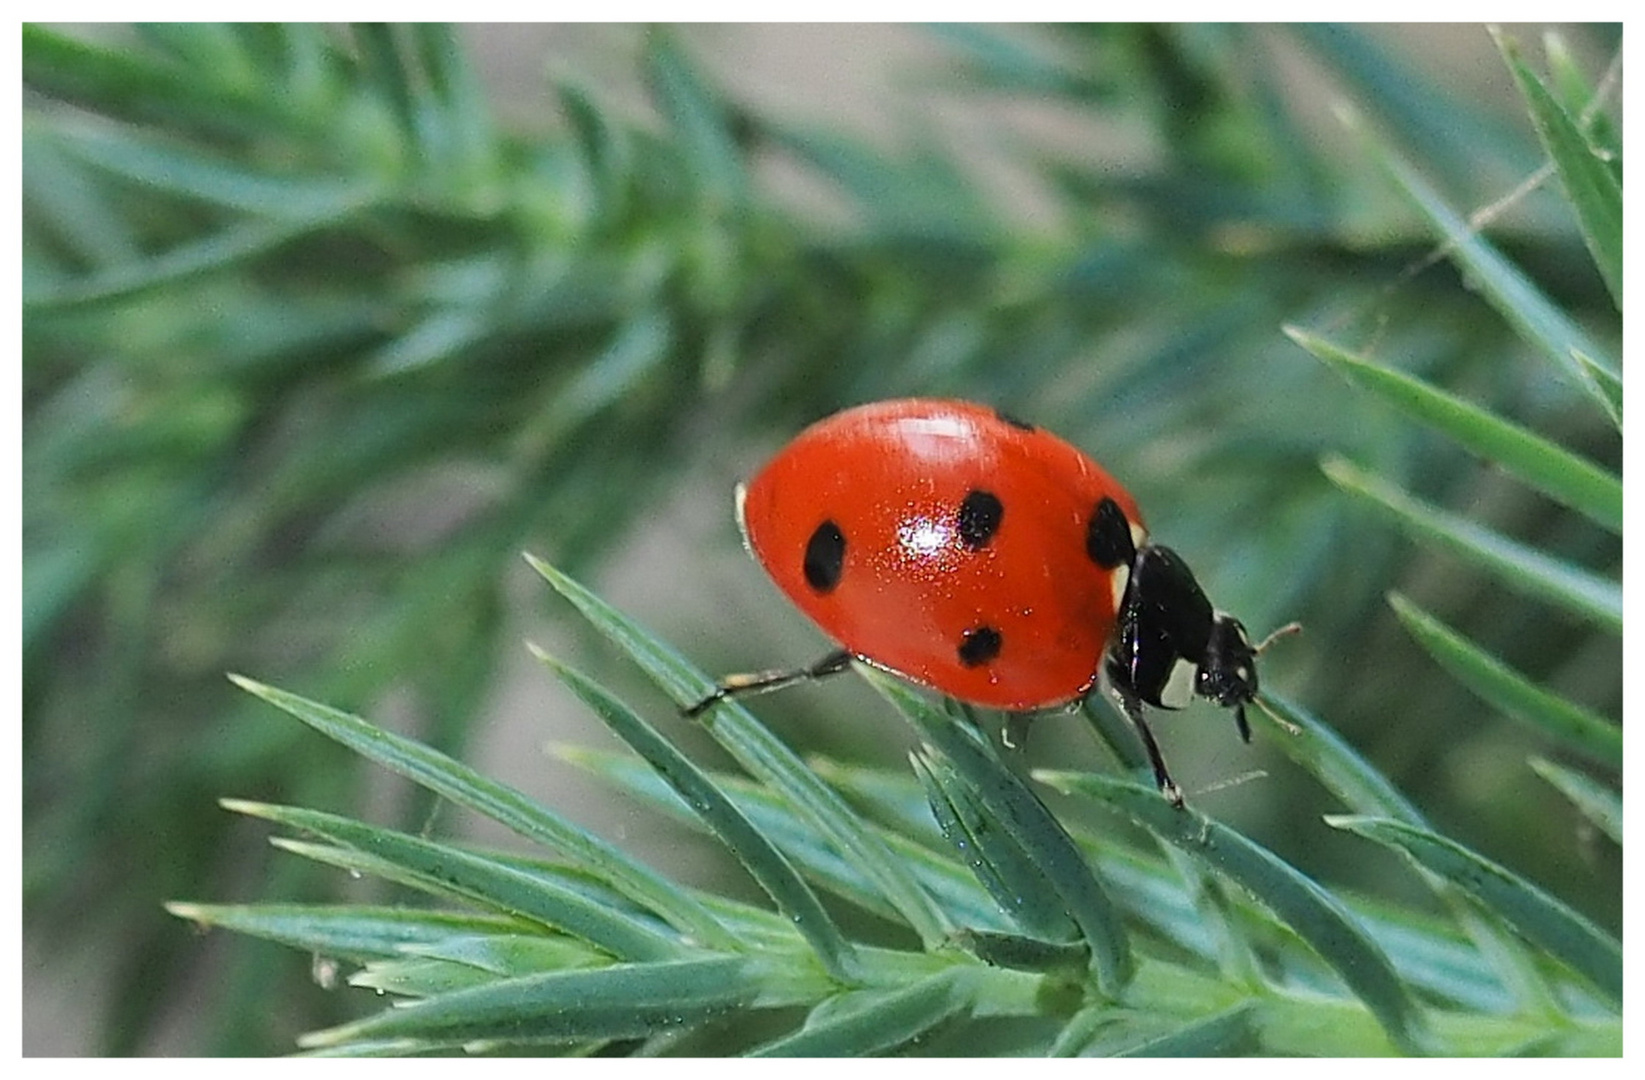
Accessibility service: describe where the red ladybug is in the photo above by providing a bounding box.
[688,398,1289,804]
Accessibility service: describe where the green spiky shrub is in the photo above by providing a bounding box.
[24,25,1617,1054]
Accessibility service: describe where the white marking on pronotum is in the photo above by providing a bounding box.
[1160,658,1198,709]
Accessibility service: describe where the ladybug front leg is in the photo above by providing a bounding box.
[1111,685,1185,808]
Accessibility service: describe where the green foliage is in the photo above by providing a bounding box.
[173,550,1616,1055]
[24,24,1618,1054]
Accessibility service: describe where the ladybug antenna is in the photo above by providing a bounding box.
[1253,621,1302,654]
[1240,622,1303,739]
[1250,694,1304,737]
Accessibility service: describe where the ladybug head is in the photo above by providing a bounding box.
[1198,615,1302,743]
[1196,614,1259,742]
[1197,614,1259,707]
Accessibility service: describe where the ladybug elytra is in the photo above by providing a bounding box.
[687,398,1292,805]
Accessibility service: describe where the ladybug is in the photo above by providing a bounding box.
[687,399,1292,805]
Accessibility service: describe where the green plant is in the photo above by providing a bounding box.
[26,24,1617,1054]
[178,527,1617,1053]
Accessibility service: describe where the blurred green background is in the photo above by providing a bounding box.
[22,24,1620,1055]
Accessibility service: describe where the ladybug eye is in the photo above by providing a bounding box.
[956,624,1003,667]
[1086,497,1136,569]
[803,519,846,593]
[956,489,1004,550]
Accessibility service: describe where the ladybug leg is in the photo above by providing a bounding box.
[684,649,853,717]
[1112,686,1185,808]
[1233,704,1252,744]
[1002,712,1034,750]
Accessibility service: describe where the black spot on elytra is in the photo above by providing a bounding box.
[803,520,846,593]
[994,409,1036,432]
[957,625,1003,667]
[1086,497,1135,569]
[956,489,1004,550]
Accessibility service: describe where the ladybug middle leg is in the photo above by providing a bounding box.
[1111,685,1186,808]
[684,649,854,717]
